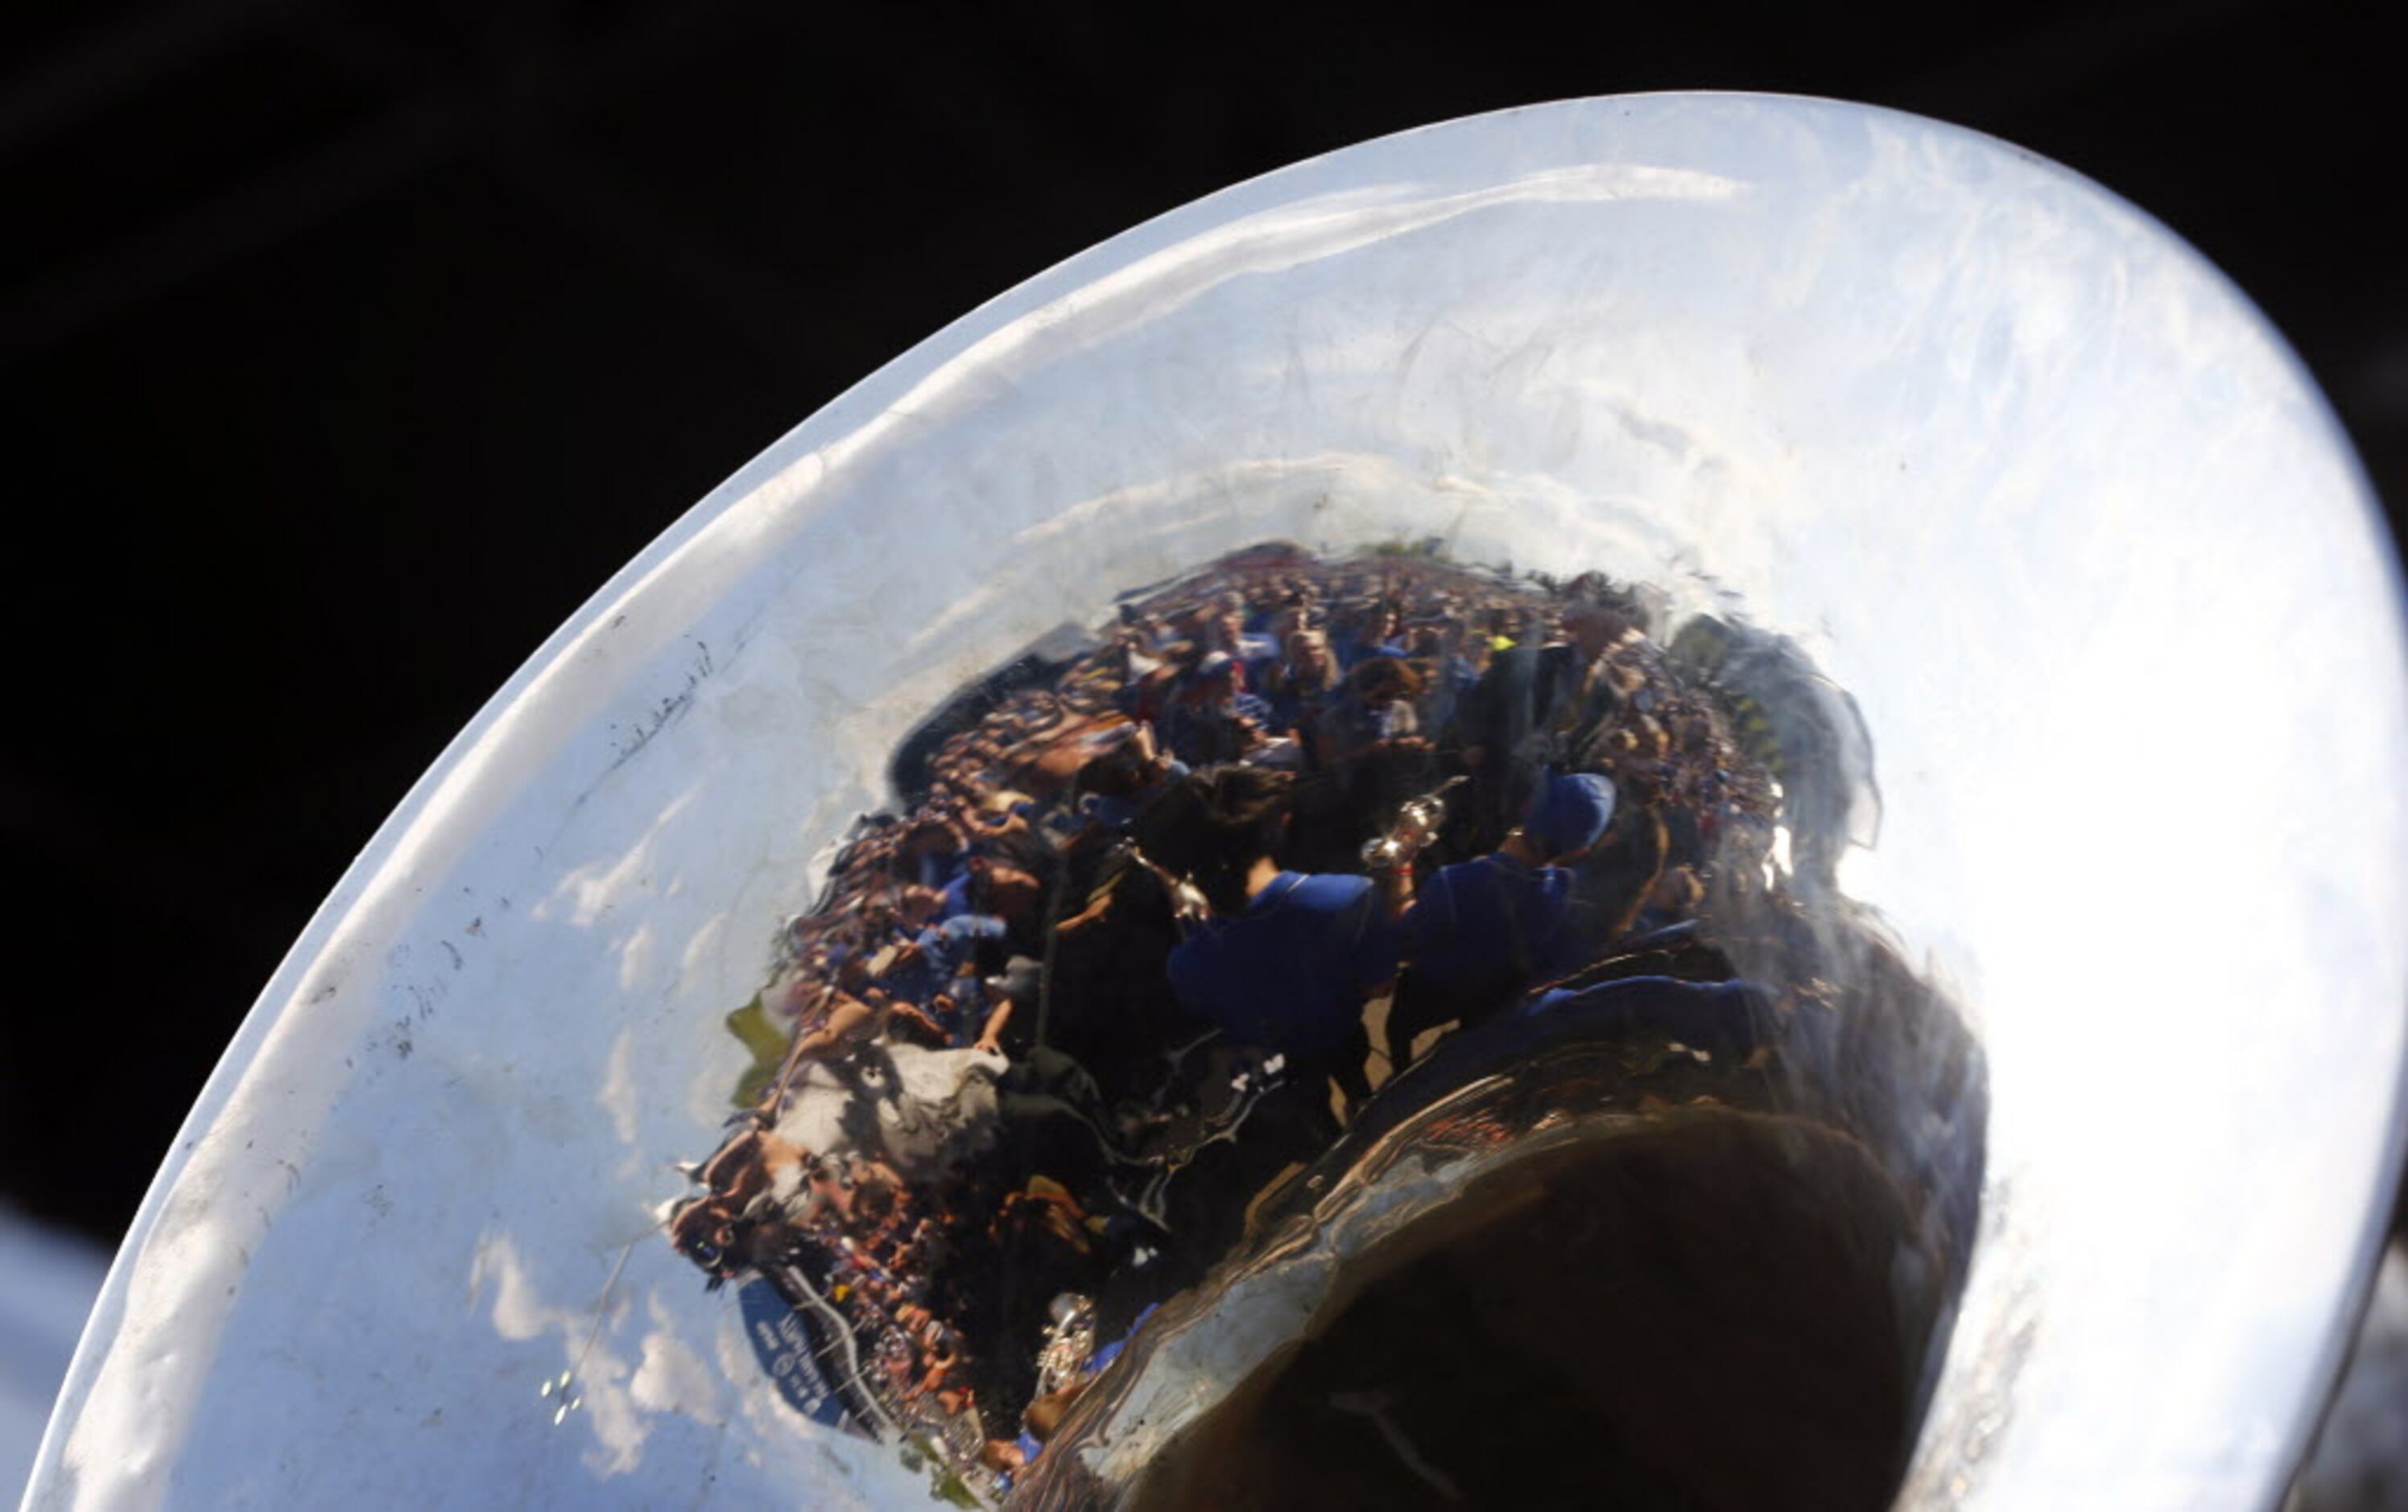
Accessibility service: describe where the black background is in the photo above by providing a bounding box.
[3,2,2404,1247]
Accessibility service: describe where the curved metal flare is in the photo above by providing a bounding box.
[25,94,2407,1512]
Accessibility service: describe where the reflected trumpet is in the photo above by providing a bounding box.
[1361,775,1466,871]
[1115,839,1217,932]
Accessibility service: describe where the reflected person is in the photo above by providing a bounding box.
[1385,770,1617,1072]
[1153,766,1399,1122]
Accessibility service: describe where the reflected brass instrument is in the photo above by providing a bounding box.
[27,94,2405,1512]
[1115,839,1216,932]
[1360,775,1466,872]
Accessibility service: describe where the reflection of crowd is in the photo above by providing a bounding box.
[666,543,1782,1497]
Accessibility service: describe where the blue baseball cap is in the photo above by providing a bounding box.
[1522,771,1617,857]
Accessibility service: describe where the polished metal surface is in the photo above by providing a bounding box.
[26,93,2408,1510]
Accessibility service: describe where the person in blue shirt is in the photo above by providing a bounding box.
[1168,869,1397,1097]
[931,857,1045,932]
[1072,722,1188,835]
[1258,628,1340,737]
[1150,766,1399,1119]
[880,911,1009,1030]
[1333,601,1407,671]
[890,813,969,890]
[1384,770,1617,1071]
[1311,655,1423,769]
[1159,651,1272,766]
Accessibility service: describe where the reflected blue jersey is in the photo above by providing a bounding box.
[1167,872,1398,1061]
[1398,853,1577,1005]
